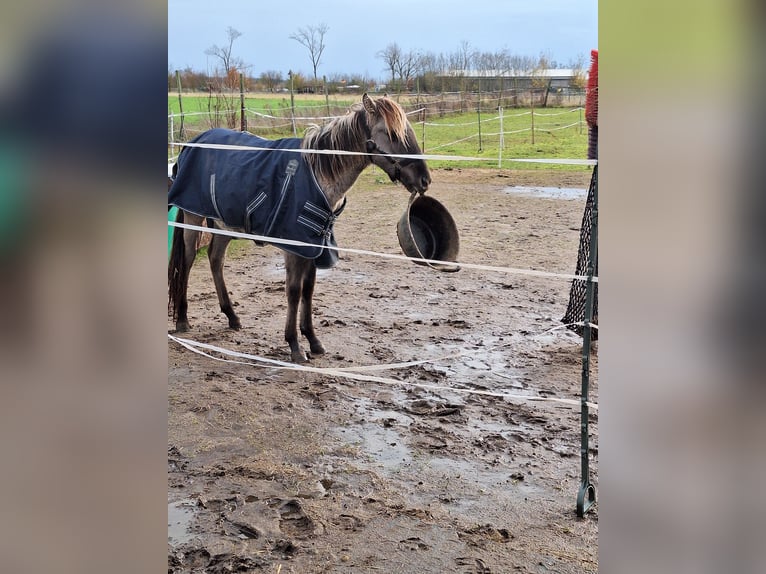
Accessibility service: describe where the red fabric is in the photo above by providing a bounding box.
[585,49,598,127]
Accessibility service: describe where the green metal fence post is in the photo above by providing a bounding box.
[576,163,598,517]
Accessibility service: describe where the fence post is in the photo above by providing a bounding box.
[416,77,420,108]
[498,106,504,168]
[477,96,482,152]
[169,113,174,158]
[289,70,296,137]
[530,89,535,145]
[324,75,330,122]
[576,164,598,518]
[175,70,186,141]
[476,78,481,155]
[239,73,247,132]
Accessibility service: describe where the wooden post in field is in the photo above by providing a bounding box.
[416,77,420,107]
[323,75,330,121]
[289,70,296,136]
[175,70,186,141]
[169,112,174,158]
[477,78,482,152]
[530,88,535,145]
[239,73,247,132]
[498,106,504,168]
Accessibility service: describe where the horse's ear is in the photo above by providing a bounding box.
[362,93,377,115]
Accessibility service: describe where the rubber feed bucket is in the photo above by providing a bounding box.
[397,194,460,272]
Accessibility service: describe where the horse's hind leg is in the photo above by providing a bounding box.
[207,231,241,330]
[299,261,325,356]
[170,212,202,332]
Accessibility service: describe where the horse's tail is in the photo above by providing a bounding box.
[168,208,186,320]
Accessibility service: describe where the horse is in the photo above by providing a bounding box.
[168,93,431,363]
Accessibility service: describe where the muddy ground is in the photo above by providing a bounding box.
[168,167,598,573]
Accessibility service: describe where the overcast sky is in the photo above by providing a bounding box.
[168,0,597,79]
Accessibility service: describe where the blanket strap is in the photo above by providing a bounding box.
[297,197,347,240]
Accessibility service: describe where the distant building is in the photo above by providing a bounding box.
[438,68,587,92]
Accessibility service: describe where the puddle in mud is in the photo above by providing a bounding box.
[337,399,415,473]
[502,186,586,200]
[168,499,197,546]
[428,455,540,495]
[336,414,542,523]
[420,340,543,399]
[351,422,413,472]
[336,394,541,496]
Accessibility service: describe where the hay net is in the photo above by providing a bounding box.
[562,164,598,339]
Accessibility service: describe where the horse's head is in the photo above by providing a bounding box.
[362,93,431,195]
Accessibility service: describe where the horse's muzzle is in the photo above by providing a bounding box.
[407,171,431,195]
[420,173,432,193]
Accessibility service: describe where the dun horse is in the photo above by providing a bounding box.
[168,94,431,362]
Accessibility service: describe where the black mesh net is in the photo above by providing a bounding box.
[562,163,598,339]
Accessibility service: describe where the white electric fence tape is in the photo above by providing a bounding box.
[167,220,598,283]
[168,334,598,410]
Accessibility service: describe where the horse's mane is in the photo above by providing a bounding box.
[302,97,410,183]
[372,98,410,144]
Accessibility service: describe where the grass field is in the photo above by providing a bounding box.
[168,94,590,171]
[167,93,358,116]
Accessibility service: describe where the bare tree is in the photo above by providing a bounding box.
[289,23,329,91]
[395,49,422,92]
[509,54,536,75]
[531,52,554,107]
[531,51,552,88]
[455,40,476,72]
[377,43,401,88]
[204,26,247,128]
[418,51,439,75]
[205,26,244,77]
[376,44,422,92]
[417,51,440,92]
[568,53,587,90]
[474,49,509,75]
[259,70,283,92]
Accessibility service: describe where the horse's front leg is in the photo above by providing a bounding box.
[284,253,310,363]
[299,259,325,356]
[207,231,241,330]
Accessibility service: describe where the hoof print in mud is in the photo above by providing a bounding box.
[271,538,298,558]
[399,536,431,551]
[455,556,492,573]
[271,498,319,539]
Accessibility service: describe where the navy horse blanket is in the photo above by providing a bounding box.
[168,128,344,268]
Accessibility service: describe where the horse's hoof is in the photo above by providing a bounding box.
[292,351,309,364]
[309,342,326,355]
[229,321,241,330]
[175,322,190,333]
